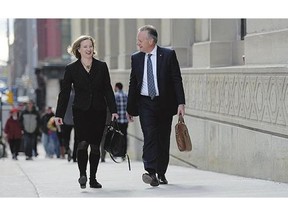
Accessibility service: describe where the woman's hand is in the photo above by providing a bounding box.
[54,117,63,126]
[111,113,119,121]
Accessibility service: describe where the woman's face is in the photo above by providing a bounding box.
[78,39,94,59]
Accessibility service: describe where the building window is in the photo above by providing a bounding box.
[241,19,247,40]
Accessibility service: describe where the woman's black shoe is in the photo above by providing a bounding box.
[78,176,87,189]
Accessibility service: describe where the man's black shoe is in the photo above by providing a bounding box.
[142,173,159,187]
[78,176,87,189]
[158,174,168,184]
[90,179,102,188]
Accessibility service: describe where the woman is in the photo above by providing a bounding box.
[4,108,23,160]
[55,35,118,189]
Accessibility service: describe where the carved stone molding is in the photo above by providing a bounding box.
[183,66,288,136]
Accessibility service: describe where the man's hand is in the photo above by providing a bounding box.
[126,112,134,122]
[177,104,185,116]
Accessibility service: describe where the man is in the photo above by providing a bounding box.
[19,100,41,160]
[114,82,128,159]
[126,25,185,187]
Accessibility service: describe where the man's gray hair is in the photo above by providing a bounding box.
[138,25,158,44]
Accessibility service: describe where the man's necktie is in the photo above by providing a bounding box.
[147,54,156,99]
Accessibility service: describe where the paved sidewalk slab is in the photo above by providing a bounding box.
[1,144,288,197]
[1,143,288,216]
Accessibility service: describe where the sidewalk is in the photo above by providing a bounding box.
[1,143,288,216]
[1,143,288,198]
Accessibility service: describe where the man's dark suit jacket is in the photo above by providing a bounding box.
[127,46,185,116]
[56,58,117,118]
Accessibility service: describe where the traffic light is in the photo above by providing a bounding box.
[6,90,14,105]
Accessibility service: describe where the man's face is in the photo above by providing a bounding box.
[27,102,33,111]
[137,30,154,53]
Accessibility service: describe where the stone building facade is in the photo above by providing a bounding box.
[66,19,288,183]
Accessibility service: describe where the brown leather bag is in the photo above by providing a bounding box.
[175,115,192,152]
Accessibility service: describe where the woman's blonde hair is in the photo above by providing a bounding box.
[67,35,97,59]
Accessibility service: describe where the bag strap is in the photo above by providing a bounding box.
[108,153,131,171]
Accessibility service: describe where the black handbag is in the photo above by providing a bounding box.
[104,119,131,170]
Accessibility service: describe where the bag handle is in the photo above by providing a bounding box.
[109,119,119,128]
[107,119,123,135]
[178,114,185,123]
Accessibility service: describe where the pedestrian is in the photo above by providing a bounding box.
[126,25,186,187]
[61,85,77,162]
[114,82,128,159]
[4,108,23,160]
[32,105,41,157]
[54,35,118,189]
[40,106,55,158]
[47,116,61,158]
[19,100,41,160]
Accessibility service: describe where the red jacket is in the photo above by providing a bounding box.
[4,117,23,140]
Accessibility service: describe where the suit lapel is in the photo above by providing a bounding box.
[138,52,145,82]
[157,46,163,81]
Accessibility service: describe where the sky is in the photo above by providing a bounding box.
[0,19,13,65]
[0,19,9,64]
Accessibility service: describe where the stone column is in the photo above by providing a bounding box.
[92,19,105,61]
[193,19,244,67]
[104,19,119,69]
[118,19,137,69]
[160,19,171,47]
[70,19,82,42]
[170,19,195,67]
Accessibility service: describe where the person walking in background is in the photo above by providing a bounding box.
[54,35,118,189]
[56,120,65,159]
[47,116,61,158]
[126,25,186,187]
[4,108,23,160]
[114,82,128,159]
[32,104,41,157]
[19,100,41,160]
[61,85,77,162]
[40,106,55,158]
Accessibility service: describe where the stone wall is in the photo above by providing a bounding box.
[110,65,288,183]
